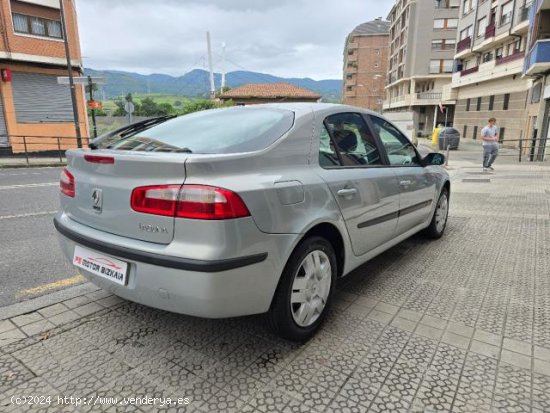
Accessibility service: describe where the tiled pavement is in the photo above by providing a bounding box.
[1,144,550,412]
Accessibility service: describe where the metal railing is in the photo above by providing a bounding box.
[416,92,442,100]
[0,135,90,166]
[496,50,525,65]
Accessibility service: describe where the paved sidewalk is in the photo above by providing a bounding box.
[1,141,549,412]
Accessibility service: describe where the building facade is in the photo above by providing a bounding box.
[450,0,532,146]
[342,18,390,112]
[383,0,459,137]
[524,0,550,160]
[0,0,88,154]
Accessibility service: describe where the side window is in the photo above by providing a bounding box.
[370,116,421,166]
[319,113,382,168]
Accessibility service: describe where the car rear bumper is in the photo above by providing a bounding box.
[54,213,294,318]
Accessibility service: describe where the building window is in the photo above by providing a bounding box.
[489,95,495,110]
[503,93,510,110]
[499,127,505,142]
[460,26,473,40]
[531,83,542,104]
[12,13,63,39]
[435,0,460,8]
[429,59,454,73]
[473,125,478,140]
[466,98,471,111]
[496,47,503,59]
[434,18,458,29]
[477,17,487,37]
[463,124,468,138]
[500,1,513,25]
[476,97,482,111]
[346,86,353,92]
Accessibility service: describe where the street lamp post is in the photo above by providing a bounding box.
[59,0,82,148]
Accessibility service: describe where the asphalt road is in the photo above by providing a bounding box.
[0,167,80,307]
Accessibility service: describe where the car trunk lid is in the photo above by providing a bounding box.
[61,150,187,244]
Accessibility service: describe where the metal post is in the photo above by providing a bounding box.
[23,136,29,166]
[519,136,522,163]
[57,137,62,162]
[88,76,97,138]
[59,0,82,148]
[445,145,450,166]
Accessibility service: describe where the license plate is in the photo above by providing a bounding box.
[73,245,128,286]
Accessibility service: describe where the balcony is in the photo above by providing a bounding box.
[524,39,550,75]
[460,66,479,76]
[496,51,525,65]
[457,37,471,53]
[533,0,550,13]
[416,92,442,100]
[485,24,495,39]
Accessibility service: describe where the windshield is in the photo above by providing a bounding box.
[101,107,295,154]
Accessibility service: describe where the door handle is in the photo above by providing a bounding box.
[337,188,357,197]
[399,180,411,186]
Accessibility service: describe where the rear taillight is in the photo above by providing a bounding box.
[130,184,250,220]
[84,155,115,164]
[60,168,75,198]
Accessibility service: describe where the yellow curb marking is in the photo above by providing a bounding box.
[16,275,84,298]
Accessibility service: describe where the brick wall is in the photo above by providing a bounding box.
[343,34,388,110]
[0,0,81,61]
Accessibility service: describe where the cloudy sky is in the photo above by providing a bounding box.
[75,0,394,80]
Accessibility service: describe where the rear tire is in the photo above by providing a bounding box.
[424,188,449,239]
[268,236,337,342]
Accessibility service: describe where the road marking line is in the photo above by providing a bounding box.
[0,182,58,190]
[16,275,85,298]
[0,211,57,220]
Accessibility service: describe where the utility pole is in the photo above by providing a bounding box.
[221,42,226,94]
[206,32,216,99]
[59,0,82,148]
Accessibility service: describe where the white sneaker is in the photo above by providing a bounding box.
[488,167,494,171]
[483,167,488,172]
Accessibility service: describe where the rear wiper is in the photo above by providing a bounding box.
[174,147,192,153]
[88,115,177,150]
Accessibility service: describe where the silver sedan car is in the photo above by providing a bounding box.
[55,103,450,341]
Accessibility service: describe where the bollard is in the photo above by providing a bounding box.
[445,145,450,166]
[57,137,62,162]
[23,136,29,166]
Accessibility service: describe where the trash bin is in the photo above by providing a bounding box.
[431,128,440,146]
[437,127,460,150]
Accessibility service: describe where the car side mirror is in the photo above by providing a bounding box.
[424,152,445,166]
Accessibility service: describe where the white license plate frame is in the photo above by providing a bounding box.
[73,245,128,286]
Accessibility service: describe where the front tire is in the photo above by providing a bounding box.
[268,236,337,342]
[424,188,449,239]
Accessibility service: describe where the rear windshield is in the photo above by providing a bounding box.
[103,107,295,154]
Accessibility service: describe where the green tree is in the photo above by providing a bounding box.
[157,102,175,116]
[139,97,158,116]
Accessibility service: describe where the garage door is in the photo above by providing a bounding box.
[11,72,73,123]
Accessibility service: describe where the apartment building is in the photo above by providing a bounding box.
[342,18,390,111]
[383,0,459,137]
[450,0,531,144]
[0,0,88,154]
[523,0,550,160]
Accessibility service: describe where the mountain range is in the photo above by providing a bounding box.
[84,68,342,102]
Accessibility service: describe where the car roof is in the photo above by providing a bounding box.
[236,102,380,119]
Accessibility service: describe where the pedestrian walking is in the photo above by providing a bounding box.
[480,117,499,171]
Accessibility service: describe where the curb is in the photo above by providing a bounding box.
[0,162,66,169]
[0,282,100,321]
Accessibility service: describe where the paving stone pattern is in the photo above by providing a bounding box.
[1,161,550,412]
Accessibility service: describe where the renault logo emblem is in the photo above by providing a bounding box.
[92,188,103,212]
